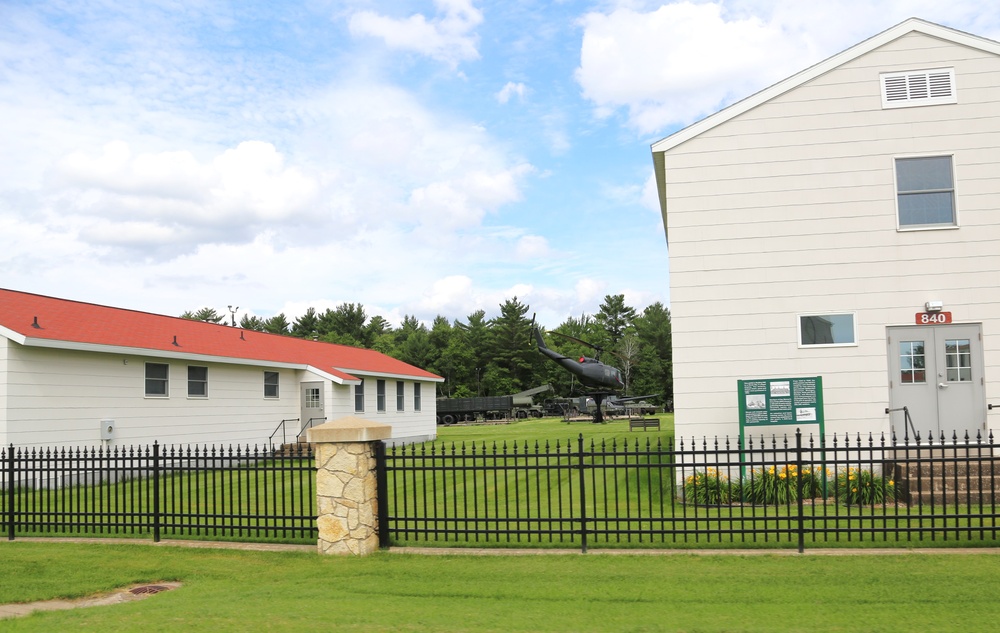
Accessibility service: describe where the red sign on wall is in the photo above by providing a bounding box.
[916,312,952,325]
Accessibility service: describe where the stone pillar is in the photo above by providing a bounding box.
[307,417,392,556]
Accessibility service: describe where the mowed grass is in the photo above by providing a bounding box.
[3,541,1000,632]
[426,413,675,446]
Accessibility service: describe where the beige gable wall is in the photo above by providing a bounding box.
[663,32,1000,440]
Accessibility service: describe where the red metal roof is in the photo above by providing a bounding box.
[0,288,442,382]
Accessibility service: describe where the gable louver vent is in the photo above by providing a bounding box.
[881,68,956,109]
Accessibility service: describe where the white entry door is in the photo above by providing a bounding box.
[300,382,325,433]
[887,324,985,438]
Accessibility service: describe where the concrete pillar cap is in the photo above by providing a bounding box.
[307,417,392,443]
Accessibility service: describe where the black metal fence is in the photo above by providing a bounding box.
[2,443,316,543]
[379,430,1000,552]
[7,431,1000,552]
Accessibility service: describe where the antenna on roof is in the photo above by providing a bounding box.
[31,316,41,329]
[228,305,239,327]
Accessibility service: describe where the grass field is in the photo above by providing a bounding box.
[428,413,675,446]
[3,541,1000,632]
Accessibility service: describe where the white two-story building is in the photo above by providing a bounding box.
[652,18,1000,441]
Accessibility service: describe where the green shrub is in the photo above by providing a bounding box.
[742,465,830,504]
[683,468,737,505]
[835,467,896,505]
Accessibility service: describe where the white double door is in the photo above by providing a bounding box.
[887,324,985,438]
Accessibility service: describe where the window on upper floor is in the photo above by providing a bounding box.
[880,68,955,109]
[188,366,208,398]
[145,362,169,397]
[895,156,956,228]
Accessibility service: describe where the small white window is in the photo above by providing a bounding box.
[798,314,857,347]
[414,383,422,411]
[881,68,955,109]
[264,371,279,398]
[145,362,169,397]
[354,381,365,412]
[377,379,386,412]
[188,366,208,398]
[397,381,405,412]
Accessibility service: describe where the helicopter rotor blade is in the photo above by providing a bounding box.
[548,330,602,352]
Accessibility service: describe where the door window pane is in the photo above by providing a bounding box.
[900,341,926,383]
[304,387,321,408]
[945,339,972,382]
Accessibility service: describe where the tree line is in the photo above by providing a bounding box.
[182,294,672,404]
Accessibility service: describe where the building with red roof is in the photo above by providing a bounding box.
[0,288,443,448]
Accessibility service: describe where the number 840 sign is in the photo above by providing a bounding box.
[916,311,952,324]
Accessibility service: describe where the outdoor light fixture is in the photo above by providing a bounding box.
[925,301,944,312]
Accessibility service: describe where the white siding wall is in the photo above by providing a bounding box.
[3,343,299,447]
[663,33,1000,440]
[0,337,8,438]
[340,375,437,444]
[2,342,438,447]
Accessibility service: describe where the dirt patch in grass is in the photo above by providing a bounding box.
[0,582,182,620]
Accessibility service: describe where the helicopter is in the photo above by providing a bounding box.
[531,320,656,423]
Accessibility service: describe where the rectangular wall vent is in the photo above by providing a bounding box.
[881,68,956,109]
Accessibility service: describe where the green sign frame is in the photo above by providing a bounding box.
[737,376,825,438]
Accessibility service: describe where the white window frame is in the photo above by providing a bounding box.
[880,68,956,109]
[414,383,422,411]
[894,154,958,230]
[263,371,280,399]
[354,381,365,413]
[396,381,405,412]
[187,365,209,398]
[145,362,169,398]
[377,379,386,413]
[797,313,858,348]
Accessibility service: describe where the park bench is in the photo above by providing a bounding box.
[629,418,660,432]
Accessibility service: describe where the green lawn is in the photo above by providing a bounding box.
[2,541,1000,632]
[428,414,675,446]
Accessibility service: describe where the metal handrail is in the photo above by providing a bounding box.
[885,406,918,440]
[268,418,300,448]
[296,417,327,442]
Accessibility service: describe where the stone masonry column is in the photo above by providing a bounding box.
[307,417,392,556]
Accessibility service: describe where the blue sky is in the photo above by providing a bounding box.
[2,1,998,329]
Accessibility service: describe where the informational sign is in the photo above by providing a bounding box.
[737,376,824,435]
[915,311,952,325]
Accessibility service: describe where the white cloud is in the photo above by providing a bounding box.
[348,0,484,67]
[576,0,1000,135]
[496,81,527,104]
[515,235,551,259]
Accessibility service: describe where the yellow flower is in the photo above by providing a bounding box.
[889,480,895,486]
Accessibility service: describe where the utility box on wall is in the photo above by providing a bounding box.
[100,419,115,441]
